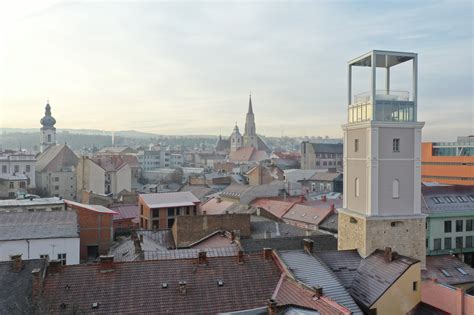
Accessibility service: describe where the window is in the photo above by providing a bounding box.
[167,218,175,228]
[14,165,19,173]
[355,178,359,197]
[432,197,444,204]
[26,165,30,172]
[444,221,452,233]
[456,196,468,203]
[456,267,468,275]
[444,238,452,250]
[412,281,418,291]
[440,269,451,277]
[444,196,456,204]
[456,220,463,232]
[467,219,473,231]
[140,205,143,215]
[54,186,59,190]
[167,208,175,217]
[9,182,14,189]
[1,165,6,173]
[39,254,49,260]
[467,236,473,248]
[152,209,160,218]
[393,138,400,152]
[19,182,26,188]
[433,239,441,250]
[8,192,15,198]
[392,179,400,199]
[456,237,463,249]
[350,217,358,224]
[58,253,67,266]
[355,139,359,152]
[48,134,51,142]
[54,177,59,182]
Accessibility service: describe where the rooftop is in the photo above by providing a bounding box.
[421,185,474,214]
[139,191,200,208]
[0,197,64,208]
[423,255,474,285]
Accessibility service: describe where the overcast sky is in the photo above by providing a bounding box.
[0,0,472,140]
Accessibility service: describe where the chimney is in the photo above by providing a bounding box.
[330,203,335,212]
[303,239,314,254]
[11,254,23,272]
[178,280,187,295]
[139,234,144,243]
[32,268,43,297]
[99,255,115,272]
[203,210,207,216]
[134,238,142,254]
[313,286,323,298]
[131,230,138,241]
[48,260,62,273]
[263,248,272,260]
[300,194,305,203]
[321,195,327,202]
[230,231,235,241]
[237,250,244,264]
[267,299,278,315]
[216,197,222,203]
[197,251,207,265]
[384,247,393,262]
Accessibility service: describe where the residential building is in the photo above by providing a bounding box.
[422,137,474,185]
[109,204,139,232]
[269,151,301,170]
[65,200,117,261]
[0,151,36,188]
[423,185,474,266]
[338,50,426,266]
[246,163,284,186]
[137,149,183,170]
[97,146,136,155]
[35,144,78,199]
[0,197,66,212]
[300,142,343,170]
[138,192,201,229]
[0,210,80,264]
[39,102,56,153]
[0,174,28,199]
[76,155,132,201]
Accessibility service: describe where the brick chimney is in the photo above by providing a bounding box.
[198,251,207,265]
[216,197,222,203]
[230,231,235,241]
[300,195,305,203]
[237,250,244,264]
[11,254,23,273]
[48,260,62,273]
[313,285,323,298]
[178,280,187,295]
[98,255,114,271]
[32,268,43,297]
[134,238,142,254]
[303,238,314,254]
[263,248,272,260]
[321,195,327,202]
[139,234,144,243]
[384,247,398,262]
[330,203,335,212]
[267,299,278,315]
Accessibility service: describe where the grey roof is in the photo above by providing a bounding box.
[422,185,474,214]
[423,255,474,285]
[315,250,362,288]
[240,234,337,253]
[35,144,78,173]
[0,197,64,209]
[250,220,309,239]
[0,259,46,314]
[350,250,418,309]
[311,143,343,154]
[0,210,79,240]
[139,192,200,208]
[318,212,338,233]
[278,250,363,315]
[144,246,239,260]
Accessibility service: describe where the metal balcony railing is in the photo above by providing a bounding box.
[354,90,409,104]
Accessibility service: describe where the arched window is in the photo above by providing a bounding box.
[355,177,359,197]
[47,134,51,142]
[392,179,400,198]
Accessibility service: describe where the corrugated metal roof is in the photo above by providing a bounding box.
[278,250,363,315]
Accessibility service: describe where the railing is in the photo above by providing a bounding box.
[354,90,409,104]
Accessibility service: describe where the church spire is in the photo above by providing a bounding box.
[248,93,253,115]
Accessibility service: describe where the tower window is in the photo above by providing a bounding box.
[392,179,400,199]
[354,178,359,197]
[413,281,418,291]
[393,138,400,152]
[48,134,52,142]
[354,139,359,152]
[350,217,358,224]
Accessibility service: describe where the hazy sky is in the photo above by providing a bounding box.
[0,0,472,140]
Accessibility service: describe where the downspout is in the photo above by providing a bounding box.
[26,239,30,259]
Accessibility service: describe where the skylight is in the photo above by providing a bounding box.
[456,267,468,275]
[313,215,318,220]
[456,196,469,203]
[444,196,456,204]
[440,269,451,277]
[432,197,444,204]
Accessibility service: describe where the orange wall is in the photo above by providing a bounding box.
[421,279,474,314]
[421,142,474,185]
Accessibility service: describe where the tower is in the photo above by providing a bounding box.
[243,94,258,148]
[230,123,242,152]
[338,50,426,266]
[40,101,57,152]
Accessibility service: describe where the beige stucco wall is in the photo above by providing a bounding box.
[116,164,132,196]
[338,211,426,267]
[372,262,421,314]
[87,160,105,195]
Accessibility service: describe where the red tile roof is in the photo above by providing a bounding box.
[251,199,295,218]
[229,147,255,162]
[42,254,281,314]
[201,198,235,215]
[283,203,336,226]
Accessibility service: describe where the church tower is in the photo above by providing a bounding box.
[338,50,426,266]
[230,123,242,152]
[243,94,259,148]
[40,101,57,152]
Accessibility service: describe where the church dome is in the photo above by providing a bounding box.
[40,103,56,128]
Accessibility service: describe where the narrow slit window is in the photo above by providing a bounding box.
[392,179,400,199]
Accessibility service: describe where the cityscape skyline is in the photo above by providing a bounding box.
[0,1,472,141]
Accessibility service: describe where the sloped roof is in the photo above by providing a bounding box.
[311,143,343,154]
[109,204,139,220]
[315,250,362,289]
[423,255,474,285]
[277,250,363,315]
[229,147,255,162]
[250,220,309,239]
[42,254,282,314]
[201,198,236,215]
[215,138,230,152]
[91,155,128,172]
[251,199,295,219]
[65,200,118,214]
[421,185,474,214]
[0,210,79,240]
[240,234,337,253]
[36,144,78,172]
[283,200,340,226]
[119,154,140,168]
[310,172,342,182]
[139,192,200,208]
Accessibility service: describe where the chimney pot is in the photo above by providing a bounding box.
[230,231,235,241]
[267,299,278,315]
[384,247,393,262]
[11,254,23,272]
[237,250,244,264]
[203,210,207,215]
[198,251,207,265]
[263,248,272,260]
[313,285,323,298]
[303,238,314,253]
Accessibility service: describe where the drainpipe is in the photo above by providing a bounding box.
[26,239,30,259]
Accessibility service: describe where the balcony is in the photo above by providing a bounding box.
[349,90,414,123]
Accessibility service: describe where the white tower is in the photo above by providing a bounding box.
[338,50,426,266]
[230,123,242,152]
[40,102,57,153]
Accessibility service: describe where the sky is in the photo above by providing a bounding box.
[0,0,472,140]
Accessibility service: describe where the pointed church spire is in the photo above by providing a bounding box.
[248,93,253,115]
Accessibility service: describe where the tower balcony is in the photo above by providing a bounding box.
[348,90,415,123]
